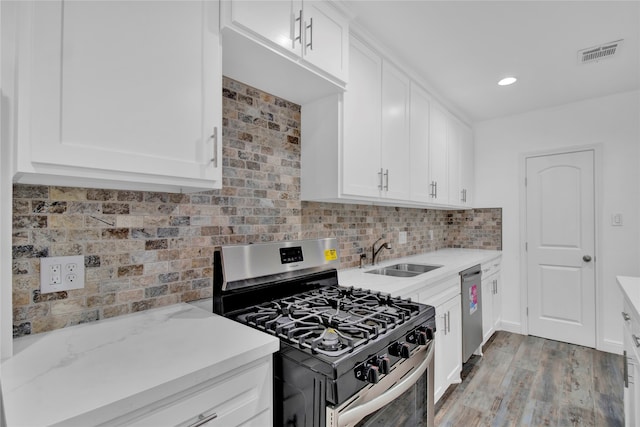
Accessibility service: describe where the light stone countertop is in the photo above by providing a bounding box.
[339,248,502,297]
[617,276,640,318]
[1,302,279,427]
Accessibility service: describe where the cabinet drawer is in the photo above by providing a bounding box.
[125,358,272,427]
[481,257,501,279]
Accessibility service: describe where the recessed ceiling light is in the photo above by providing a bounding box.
[498,76,517,86]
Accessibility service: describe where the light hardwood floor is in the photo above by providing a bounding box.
[435,331,624,427]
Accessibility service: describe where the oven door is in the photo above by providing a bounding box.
[326,340,435,427]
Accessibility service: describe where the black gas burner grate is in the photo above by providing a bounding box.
[235,285,422,357]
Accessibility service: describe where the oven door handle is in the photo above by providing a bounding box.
[337,341,435,427]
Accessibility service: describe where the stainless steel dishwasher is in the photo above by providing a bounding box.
[460,264,482,362]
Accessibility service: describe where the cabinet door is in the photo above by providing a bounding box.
[624,331,639,427]
[434,294,462,402]
[447,119,462,206]
[428,102,449,204]
[492,275,501,332]
[342,37,382,199]
[302,1,348,82]
[226,0,300,56]
[26,1,221,189]
[381,61,411,200]
[481,276,495,344]
[433,309,447,401]
[409,83,431,203]
[459,123,474,206]
[444,294,462,385]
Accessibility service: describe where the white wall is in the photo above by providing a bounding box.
[474,90,640,353]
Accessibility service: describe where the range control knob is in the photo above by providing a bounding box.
[375,356,391,374]
[366,365,380,384]
[418,325,435,341]
[389,342,411,359]
[416,330,428,345]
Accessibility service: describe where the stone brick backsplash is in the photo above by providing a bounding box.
[11,77,501,337]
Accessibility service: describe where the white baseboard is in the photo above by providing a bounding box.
[498,320,522,335]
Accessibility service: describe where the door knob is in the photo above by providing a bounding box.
[583,255,592,262]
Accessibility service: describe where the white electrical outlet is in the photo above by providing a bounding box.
[399,231,407,244]
[428,230,434,240]
[40,255,85,293]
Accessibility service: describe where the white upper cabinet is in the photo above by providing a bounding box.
[459,123,475,206]
[225,0,299,56]
[447,118,462,205]
[447,115,474,206]
[300,32,474,209]
[409,83,432,203]
[381,61,411,201]
[342,37,382,199]
[220,0,348,104]
[301,37,412,204]
[428,102,450,205]
[302,1,348,81]
[12,0,222,192]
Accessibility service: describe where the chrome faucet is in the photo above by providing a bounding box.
[372,237,392,265]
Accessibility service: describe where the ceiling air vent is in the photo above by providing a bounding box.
[578,39,623,64]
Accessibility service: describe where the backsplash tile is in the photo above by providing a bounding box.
[11,77,501,337]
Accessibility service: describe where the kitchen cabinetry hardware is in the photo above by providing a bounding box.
[633,334,640,348]
[623,311,632,321]
[384,169,389,191]
[378,168,384,190]
[189,412,218,427]
[294,9,303,46]
[211,127,218,167]
[306,17,313,50]
[442,313,447,336]
[625,350,629,388]
[583,255,592,262]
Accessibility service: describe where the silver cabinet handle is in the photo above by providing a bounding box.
[447,311,451,333]
[188,412,218,427]
[429,182,435,198]
[293,9,302,46]
[434,181,438,199]
[624,350,629,388]
[211,127,218,167]
[306,17,313,50]
[378,168,383,190]
[623,311,631,321]
[384,169,389,191]
[633,334,640,348]
[441,313,446,336]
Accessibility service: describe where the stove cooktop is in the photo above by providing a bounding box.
[234,285,426,357]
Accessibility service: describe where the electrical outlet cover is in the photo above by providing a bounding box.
[40,255,85,293]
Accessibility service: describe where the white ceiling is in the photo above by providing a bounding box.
[342,1,640,123]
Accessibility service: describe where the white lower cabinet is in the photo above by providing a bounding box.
[481,257,502,345]
[623,301,640,427]
[115,358,273,427]
[418,275,462,403]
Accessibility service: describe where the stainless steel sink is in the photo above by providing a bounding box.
[386,263,442,273]
[365,263,442,277]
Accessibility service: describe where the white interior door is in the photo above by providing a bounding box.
[525,150,596,347]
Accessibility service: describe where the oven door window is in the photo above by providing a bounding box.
[355,369,428,427]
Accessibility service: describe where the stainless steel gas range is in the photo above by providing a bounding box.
[213,238,436,427]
